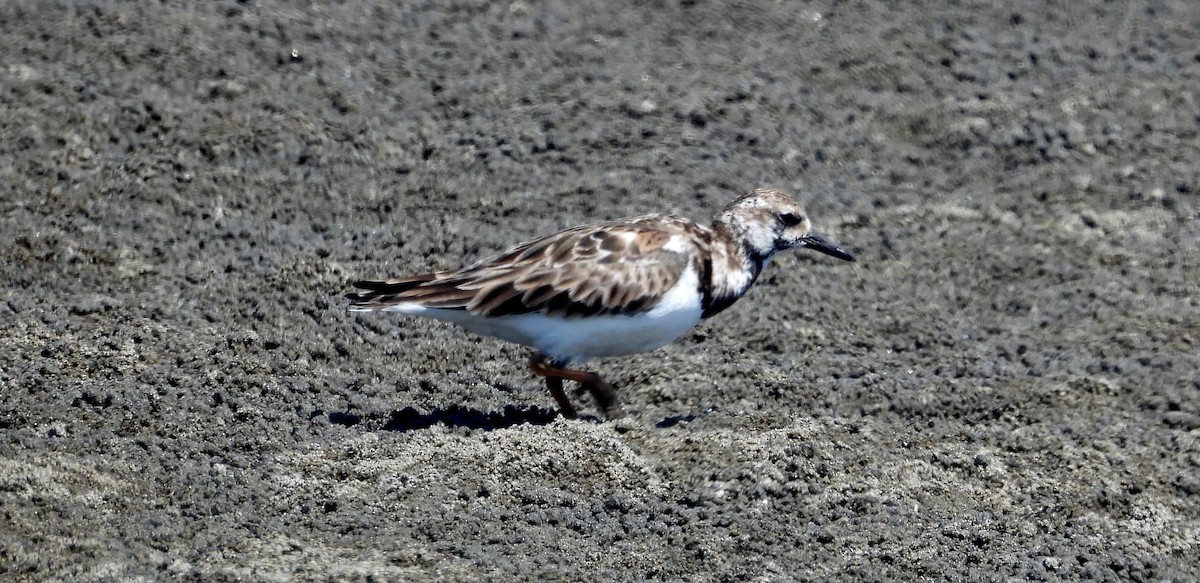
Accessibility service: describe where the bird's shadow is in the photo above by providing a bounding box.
[322,405,569,432]
[322,406,699,432]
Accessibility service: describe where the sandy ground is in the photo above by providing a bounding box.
[2,1,1198,580]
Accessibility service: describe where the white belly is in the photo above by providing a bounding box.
[389,265,704,364]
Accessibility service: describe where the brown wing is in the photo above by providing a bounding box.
[347,220,693,318]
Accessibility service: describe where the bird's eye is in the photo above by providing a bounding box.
[780,213,805,227]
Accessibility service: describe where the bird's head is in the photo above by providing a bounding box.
[716,188,855,262]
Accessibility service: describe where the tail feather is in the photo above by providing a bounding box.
[346,275,430,308]
[346,273,474,311]
[351,274,437,292]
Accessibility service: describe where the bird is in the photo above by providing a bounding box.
[346,187,854,420]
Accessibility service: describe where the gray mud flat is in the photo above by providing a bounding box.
[2,2,1197,581]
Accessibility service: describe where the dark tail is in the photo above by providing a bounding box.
[345,275,438,309]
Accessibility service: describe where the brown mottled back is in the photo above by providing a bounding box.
[347,218,694,318]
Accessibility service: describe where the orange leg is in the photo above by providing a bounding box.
[543,373,577,420]
[529,354,621,419]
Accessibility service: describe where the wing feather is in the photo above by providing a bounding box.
[346,219,697,318]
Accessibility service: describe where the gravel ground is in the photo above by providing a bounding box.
[2,1,1198,581]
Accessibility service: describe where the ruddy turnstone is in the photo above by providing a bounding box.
[347,188,854,420]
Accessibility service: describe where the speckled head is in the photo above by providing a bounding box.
[716,188,855,262]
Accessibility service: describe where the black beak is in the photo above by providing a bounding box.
[801,233,855,262]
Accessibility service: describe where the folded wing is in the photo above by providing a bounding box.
[347,221,692,318]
